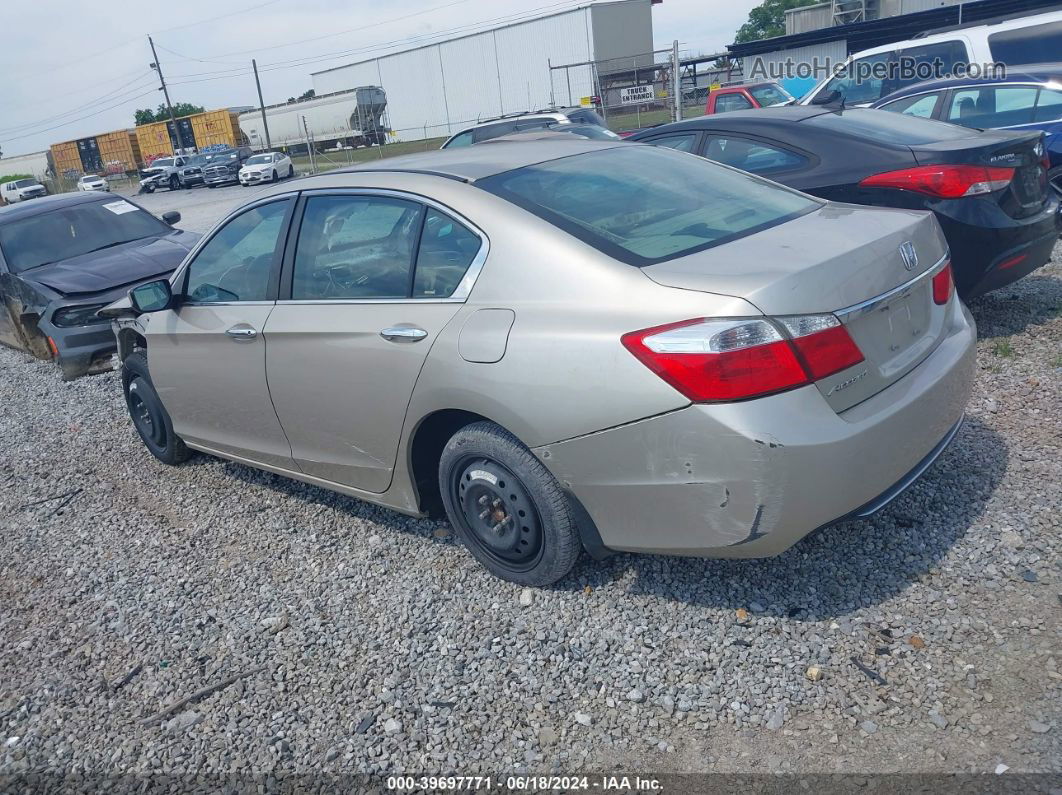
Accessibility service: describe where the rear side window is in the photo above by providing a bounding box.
[704,137,807,174]
[946,86,1038,128]
[715,93,753,113]
[989,21,1062,64]
[292,195,422,299]
[479,146,819,267]
[291,196,481,300]
[444,131,473,148]
[879,92,941,118]
[805,109,974,145]
[646,133,698,152]
[1033,88,1062,123]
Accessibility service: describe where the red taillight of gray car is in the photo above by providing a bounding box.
[622,315,864,402]
[932,262,954,305]
[858,164,1015,199]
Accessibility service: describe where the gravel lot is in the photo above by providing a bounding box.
[0,194,1059,787]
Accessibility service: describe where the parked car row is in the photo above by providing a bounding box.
[137,147,295,193]
[1,59,1058,585]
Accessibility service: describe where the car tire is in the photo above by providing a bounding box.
[439,421,581,586]
[287,165,294,179]
[271,169,278,182]
[168,175,179,191]
[1049,166,1062,199]
[122,351,192,466]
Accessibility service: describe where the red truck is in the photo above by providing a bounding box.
[704,81,795,114]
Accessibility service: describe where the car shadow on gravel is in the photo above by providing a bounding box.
[967,273,1062,340]
[561,416,1008,620]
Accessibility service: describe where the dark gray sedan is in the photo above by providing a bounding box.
[0,192,199,379]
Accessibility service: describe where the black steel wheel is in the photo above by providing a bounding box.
[439,421,581,585]
[168,175,179,191]
[122,351,192,465]
[451,456,544,572]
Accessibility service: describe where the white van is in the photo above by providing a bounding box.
[800,9,1062,106]
[1,178,47,204]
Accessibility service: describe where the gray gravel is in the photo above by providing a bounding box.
[0,236,1059,782]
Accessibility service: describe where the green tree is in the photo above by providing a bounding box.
[735,0,818,43]
[134,108,157,126]
[135,102,206,126]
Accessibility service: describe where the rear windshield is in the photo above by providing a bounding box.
[804,108,976,145]
[749,84,793,106]
[479,146,820,266]
[0,200,169,273]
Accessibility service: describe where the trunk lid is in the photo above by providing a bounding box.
[909,129,1049,217]
[641,203,951,412]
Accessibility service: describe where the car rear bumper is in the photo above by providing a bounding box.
[534,300,976,558]
[937,193,1061,297]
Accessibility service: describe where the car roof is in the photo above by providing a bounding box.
[637,105,835,132]
[328,138,627,182]
[874,62,1062,103]
[0,190,110,223]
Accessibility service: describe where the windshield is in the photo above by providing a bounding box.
[150,158,174,168]
[185,155,210,166]
[80,176,101,183]
[14,179,38,188]
[246,154,272,165]
[479,146,819,266]
[0,200,170,273]
[749,84,793,106]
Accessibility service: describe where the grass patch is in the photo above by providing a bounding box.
[1050,354,1062,369]
[992,339,1016,358]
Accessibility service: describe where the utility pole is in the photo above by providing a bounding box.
[148,36,185,154]
[301,115,316,173]
[252,59,272,151]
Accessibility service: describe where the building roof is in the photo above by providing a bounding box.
[727,0,1061,57]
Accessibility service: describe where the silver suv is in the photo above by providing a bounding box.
[440,107,608,148]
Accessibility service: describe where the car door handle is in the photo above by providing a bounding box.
[380,326,428,342]
[225,325,258,341]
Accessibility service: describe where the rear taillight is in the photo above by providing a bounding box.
[621,315,863,403]
[859,164,1014,199]
[932,262,954,305]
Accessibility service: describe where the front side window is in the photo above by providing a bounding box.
[0,200,171,274]
[715,93,753,113]
[704,137,807,174]
[480,146,819,266]
[879,92,941,118]
[947,86,1038,128]
[894,41,967,91]
[292,196,422,299]
[183,199,291,302]
[646,133,698,152]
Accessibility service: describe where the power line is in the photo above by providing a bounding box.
[0,74,156,136]
[1,89,159,144]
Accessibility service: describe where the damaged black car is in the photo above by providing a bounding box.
[0,192,200,379]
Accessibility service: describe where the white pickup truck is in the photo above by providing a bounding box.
[1,178,47,204]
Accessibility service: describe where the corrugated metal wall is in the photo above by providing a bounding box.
[312,6,602,141]
[743,40,848,98]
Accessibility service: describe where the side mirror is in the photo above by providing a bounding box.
[129,279,173,314]
[811,89,843,106]
[162,211,181,225]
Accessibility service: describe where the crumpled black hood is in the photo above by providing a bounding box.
[23,230,200,296]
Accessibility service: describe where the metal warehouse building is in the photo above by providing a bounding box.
[311,0,656,141]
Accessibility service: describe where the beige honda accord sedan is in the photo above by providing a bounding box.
[105,139,976,585]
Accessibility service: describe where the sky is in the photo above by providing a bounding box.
[0,0,759,158]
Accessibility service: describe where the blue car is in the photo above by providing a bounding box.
[872,63,1062,196]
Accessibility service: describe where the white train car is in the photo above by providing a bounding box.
[238,87,387,152]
